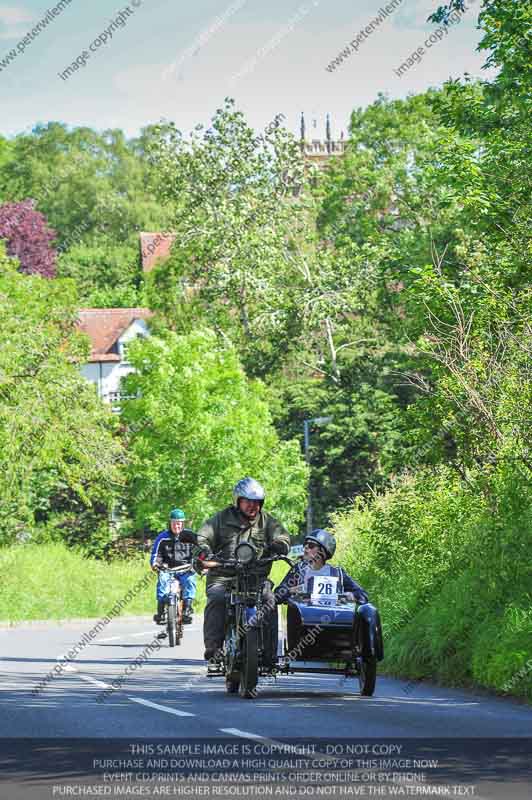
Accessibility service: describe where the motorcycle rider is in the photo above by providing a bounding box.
[150,508,197,627]
[195,478,290,667]
[275,529,368,605]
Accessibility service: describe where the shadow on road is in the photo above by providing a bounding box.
[0,655,206,668]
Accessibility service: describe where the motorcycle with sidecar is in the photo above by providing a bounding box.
[191,536,384,699]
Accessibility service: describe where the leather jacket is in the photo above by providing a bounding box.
[150,530,194,569]
[196,505,290,586]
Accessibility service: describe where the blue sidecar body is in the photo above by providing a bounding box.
[279,594,384,688]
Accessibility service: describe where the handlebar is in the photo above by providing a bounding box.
[156,564,194,574]
[199,554,294,572]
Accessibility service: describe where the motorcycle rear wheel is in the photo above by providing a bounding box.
[239,628,258,699]
[167,604,177,647]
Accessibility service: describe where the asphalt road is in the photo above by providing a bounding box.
[1,617,531,800]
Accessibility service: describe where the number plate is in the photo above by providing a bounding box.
[311,576,338,606]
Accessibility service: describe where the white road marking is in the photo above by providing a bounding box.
[79,674,110,689]
[96,630,155,643]
[221,729,342,765]
[78,677,196,718]
[129,697,195,717]
[225,730,313,756]
[96,624,201,643]
[220,728,272,742]
[54,656,78,672]
[368,697,479,706]
[94,635,124,643]
[253,703,284,707]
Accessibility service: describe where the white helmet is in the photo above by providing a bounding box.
[232,477,265,509]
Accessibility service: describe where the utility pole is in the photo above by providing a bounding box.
[303,416,333,534]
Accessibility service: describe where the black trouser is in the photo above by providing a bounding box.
[203,580,278,665]
[203,582,227,656]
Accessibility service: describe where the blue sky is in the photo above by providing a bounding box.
[0,0,491,140]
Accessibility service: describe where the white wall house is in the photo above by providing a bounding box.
[77,309,152,408]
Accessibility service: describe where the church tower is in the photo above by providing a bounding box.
[299,113,346,166]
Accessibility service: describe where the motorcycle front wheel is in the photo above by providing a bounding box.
[239,628,258,699]
[358,656,377,696]
[167,604,177,647]
[224,627,240,693]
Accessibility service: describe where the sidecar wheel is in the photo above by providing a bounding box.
[359,656,377,696]
[239,629,258,699]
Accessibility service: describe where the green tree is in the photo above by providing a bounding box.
[316,91,472,315]
[0,136,12,183]
[404,269,532,477]
[146,99,369,380]
[144,99,438,523]
[120,327,308,533]
[267,324,414,526]
[326,0,532,698]
[0,123,170,250]
[401,0,532,473]
[429,1,531,100]
[0,243,125,551]
[259,94,456,521]
[57,241,142,307]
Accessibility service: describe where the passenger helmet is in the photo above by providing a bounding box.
[304,529,336,560]
[232,477,265,509]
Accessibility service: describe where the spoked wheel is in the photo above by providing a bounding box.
[167,604,177,647]
[175,602,183,645]
[224,628,240,694]
[358,656,377,696]
[239,628,258,699]
[225,676,240,693]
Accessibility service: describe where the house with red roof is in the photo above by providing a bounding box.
[76,230,176,406]
[77,308,153,406]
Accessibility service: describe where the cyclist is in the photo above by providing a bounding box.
[150,508,197,627]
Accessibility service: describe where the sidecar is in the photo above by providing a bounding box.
[278,593,384,696]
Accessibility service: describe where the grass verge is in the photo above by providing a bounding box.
[0,542,207,622]
[0,544,294,623]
